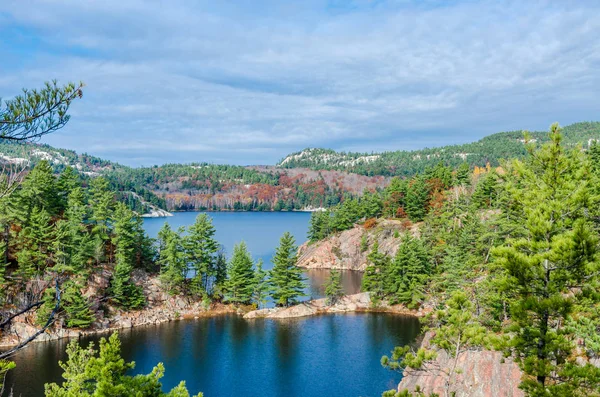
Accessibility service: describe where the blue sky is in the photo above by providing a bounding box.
[1,0,599,166]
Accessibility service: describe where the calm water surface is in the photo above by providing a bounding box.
[144,211,362,298]
[5,212,420,396]
[6,314,420,397]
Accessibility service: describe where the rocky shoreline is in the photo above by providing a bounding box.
[0,291,425,348]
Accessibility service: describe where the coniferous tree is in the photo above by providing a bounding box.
[455,162,471,186]
[212,250,228,299]
[493,124,600,395]
[45,333,203,397]
[361,242,390,300]
[252,260,269,308]
[224,242,255,304]
[324,269,344,305]
[388,236,430,307]
[158,225,187,293]
[111,203,145,309]
[89,177,114,246]
[405,176,429,221]
[62,280,95,329]
[269,232,306,307]
[184,214,218,294]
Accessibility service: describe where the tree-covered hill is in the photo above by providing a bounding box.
[278,121,600,176]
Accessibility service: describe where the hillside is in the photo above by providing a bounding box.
[0,141,389,213]
[278,121,600,176]
[1,121,598,213]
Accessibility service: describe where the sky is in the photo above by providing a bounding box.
[1,0,599,167]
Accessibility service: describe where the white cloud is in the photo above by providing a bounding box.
[0,0,599,165]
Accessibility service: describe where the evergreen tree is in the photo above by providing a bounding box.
[455,162,470,186]
[62,280,95,329]
[212,250,228,299]
[471,170,498,209]
[388,236,430,307]
[405,176,429,221]
[17,207,54,277]
[184,214,218,294]
[111,203,145,309]
[45,333,203,397]
[57,166,79,212]
[252,260,269,308]
[493,125,600,395]
[224,242,255,304]
[269,232,306,307]
[308,210,330,242]
[361,242,390,300]
[383,291,490,397]
[324,269,344,305]
[158,225,187,293]
[89,177,114,246]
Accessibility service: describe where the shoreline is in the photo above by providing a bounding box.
[0,293,423,348]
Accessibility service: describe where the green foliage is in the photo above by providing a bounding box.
[184,214,219,295]
[361,243,390,300]
[0,80,83,142]
[111,203,145,309]
[224,242,255,305]
[269,232,306,307]
[252,260,269,309]
[492,124,600,395]
[44,332,202,397]
[324,269,344,305]
[387,235,430,307]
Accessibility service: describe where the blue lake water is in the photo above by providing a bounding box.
[5,212,421,397]
[143,211,363,298]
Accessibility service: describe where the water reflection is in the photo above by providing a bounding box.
[5,313,419,397]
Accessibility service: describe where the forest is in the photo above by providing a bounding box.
[3,121,599,215]
[280,121,600,176]
[307,124,600,396]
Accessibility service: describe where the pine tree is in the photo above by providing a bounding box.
[184,214,218,294]
[89,177,114,246]
[17,207,54,277]
[405,176,429,221]
[224,242,255,304]
[308,211,330,242]
[493,124,600,395]
[324,269,344,305]
[269,232,306,307]
[252,260,269,308]
[13,161,60,221]
[361,242,390,300]
[57,166,79,212]
[158,225,187,293]
[388,236,430,307]
[111,203,145,309]
[212,251,228,300]
[455,162,470,186]
[62,280,95,329]
[44,332,203,397]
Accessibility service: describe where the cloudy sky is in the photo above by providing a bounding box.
[1,0,599,166]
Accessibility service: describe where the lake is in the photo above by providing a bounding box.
[143,211,363,299]
[4,212,421,396]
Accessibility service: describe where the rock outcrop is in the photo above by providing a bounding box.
[297,219,418,271]
[243,292,430,319]
[0,269,234,348]
[398,332,524,397]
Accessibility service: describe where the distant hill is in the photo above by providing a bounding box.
[277,122,600,176]
[1,121,598,212]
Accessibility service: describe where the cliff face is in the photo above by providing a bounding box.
[297,219,417,271]
[398,332,524,397]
